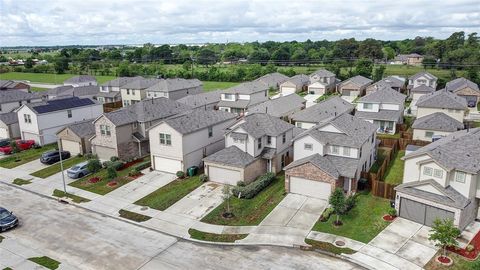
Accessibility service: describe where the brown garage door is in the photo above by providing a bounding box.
[399,198,454,226]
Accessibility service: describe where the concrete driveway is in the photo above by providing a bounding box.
[303,94,321,108]
[347,218,437,270]
[14,159,49,174]
[239,194,327,246]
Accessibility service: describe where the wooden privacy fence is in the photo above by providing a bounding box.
[103,101,123,113]
[379,137,429,150]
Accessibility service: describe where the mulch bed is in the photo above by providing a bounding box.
[382,215,396,222]
[120,158,144,171]
[448,230,480,260]
[437,256,451,264]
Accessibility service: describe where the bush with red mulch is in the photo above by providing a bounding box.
[382,214,396,222]
[437,256,451,264]
[88,177,100,183]
[107,181,118,187]
[448,230,480,260]
[119,158,143,171]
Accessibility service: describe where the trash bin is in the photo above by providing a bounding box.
[187,166,198,177]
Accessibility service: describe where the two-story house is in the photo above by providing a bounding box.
[394,54,424,66]
[445,77,480,107]
[355,87,407,134]
[338,75,373,102]
[412,112,464,142]
[16,97,103,145]
[284,114,377,200]
[217,81,269,115]
[148,109,236,173]
[415,89,467,122]
[120,78,160,107]
[279,74,309,96]
[291,96,354,129]
[254,72,289,90]
[98,76,143,104]
[63,75,97,87]
[90,97,191,161]
[408,71,437,94]
[307,69,336,95]
[0,90,42,114]
[145,78,203,100]
[409,85,435,113]
[177,90,225,110]
[203,113,300,185]
[44,85,100,101]
[366,76,405,95]
[395,128,480,230]
[247,94,306,121]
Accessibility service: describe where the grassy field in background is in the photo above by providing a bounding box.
[0,72,115,84]
[202,81,239,91]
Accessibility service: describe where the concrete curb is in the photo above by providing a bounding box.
[1,181,368,269]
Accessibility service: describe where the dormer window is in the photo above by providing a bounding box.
[363,103,373,110]
[267,136,271,144]
[224,94,235,100]
[257,138,262,149]
[282,133,286,143]
[331,145,339,154]
[455,171,466,183]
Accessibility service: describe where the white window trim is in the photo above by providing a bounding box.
[304,143,313,150]
[455,171,466,183]
[423,166,433,176]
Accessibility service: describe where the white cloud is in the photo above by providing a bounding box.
[0,0,479,46]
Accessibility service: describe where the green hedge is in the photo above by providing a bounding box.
[103,160,124,171]
[232,172,275,199]
[133,160,151,171]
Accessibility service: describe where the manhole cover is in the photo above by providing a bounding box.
[140,206,149,211]
[335,240,345,247]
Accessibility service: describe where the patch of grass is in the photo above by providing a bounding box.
[30,86,49,92]
[28,256,61,270]
[201,174,286,226]
[52,189,90,203]
[12,178,32,186]
[472,121,480,128]
[30,156,87,178]
[202,81,239,92]
[3,267,13,270]
[312,192,391,243]
[0,144,57,169]
[135,175,203,211]
[404,116,415,129]
[0,72,115,84]
[384,150,405,185]
[424,251,480,270]
[119,209,151,222]
[377,133,401,139]
[369,148,390,174]
[188,228,248,242]
[305,238,356,255]
[0,235,4,243]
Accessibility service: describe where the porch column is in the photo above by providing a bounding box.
[348,178,352,194]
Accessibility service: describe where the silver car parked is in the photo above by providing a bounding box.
[67,161,90,179]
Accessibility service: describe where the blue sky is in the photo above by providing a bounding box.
[1,0,479,46]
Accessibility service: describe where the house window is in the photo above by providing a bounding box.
[343,147,351,156]
[208,126,213,138]
[23,114,31,123]
[363,103,373,110]
[423,166,433,176]
[264,90,267,97]
[100,125,111,136]
[433,169,443,178]
[159,133,172,145]
[296,122,302,128]
[224,94,234,100]
[126,89,130,95]
[331,145,339,154]
[282,133,286,143]
[455,171,466,183]
[123,100,131,106]
[267,136,272,144]
[304,143,313,150]
[418,79,427,85]
[425,131,434,138]
[133,122,138,129]
[132,89,135,95]
[67,110,72,118]
[18,101,22,106]
[257,138,262,149]
[371,135,374,143]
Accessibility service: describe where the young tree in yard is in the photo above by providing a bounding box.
[222,185,232,215]
[429,218,461,260]
[87,159,102,173]
[329,188,346,226]
[9,141,19,154]
[106,166,117,180]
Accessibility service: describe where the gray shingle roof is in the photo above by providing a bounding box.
[446,77,480,93]
[232,113,295,138]
[47,85,100,98]
[64,75,97,84]
[97,91,121,98]
[254,72,290,89]
[412,112,464,132]
[310,69,335,78]
[355,109,403,122]
[0,112,18,125]
[358,87,406,104]
[145,78,202,92]
[291,96,354,123]
[409,71,437,81]
[203,146,256,168]
[416,89,467,110]
[161,109,236,135]
[60,119,96,138]
[404,128,480,174]
[282,74,310,87]
[247,94,305,118]
[296,113,376,148]
[341,75,373,87]
[0,90,40,105]
[100,76,143,87]
[177,90,224,108]
[395,179,470,209]
[103,97,191,126]
[367,77,405,92]
[225,81,269,94]
[284,153,358,178]
[121,78,161,90]
[411,85,435,93]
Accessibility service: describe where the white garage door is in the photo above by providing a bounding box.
[208,165,241,185]
[281,86,296,96]
[289,177,332,200]
[0,128,8,139]
[309,87,324,95]
[61,139,82,155]
[154,156,182,173]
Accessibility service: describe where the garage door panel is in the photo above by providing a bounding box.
[154,156,182,174]
[208,166,241,185]
[290,177,331,200]
[425,205,454,226]
[281,87,296,95]
[61,139,81,155]
[400,198,426,224]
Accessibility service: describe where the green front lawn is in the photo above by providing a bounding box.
[30,156,87,178]
[188,228,248,242]
[424,251,480,270]
[135,175,203,211]
[52,189,90,203]
[0,144,57,169]
[312,192,391,243]
[28,256,61,270]
[0,72,115,84]
[305,238,356,255]
[69,163,140,195]
[118,209,151,222]
[201,174,286,226]
[202,81,239,92]
[384,150,405,185]
[12,178,32,186]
